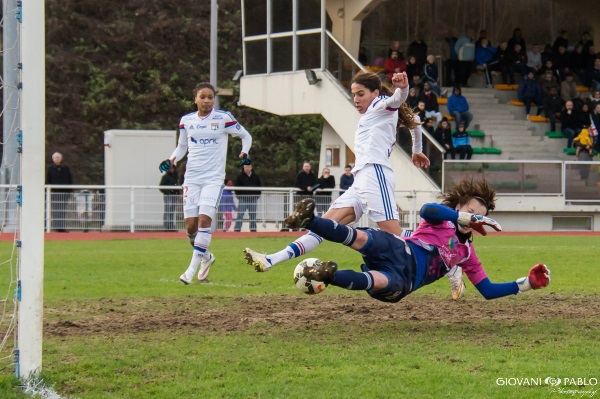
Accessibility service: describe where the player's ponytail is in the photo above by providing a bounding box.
[398,103,419,129]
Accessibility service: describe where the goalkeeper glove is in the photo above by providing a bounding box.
[457,212,502,236]
[159,159,171,173]
[516,263,551,292]
[241,154,252,165]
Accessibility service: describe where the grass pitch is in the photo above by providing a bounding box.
[1,235,599,398]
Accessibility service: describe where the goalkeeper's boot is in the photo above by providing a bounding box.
[303,260,338,285]
[243,248,272,272]
[197,252,215,281]
[284,198,316,229]
[446,265,465,300]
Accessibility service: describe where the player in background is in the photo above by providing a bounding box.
[159,82,252,284]
[286,179,551,303]
[244,71,468,290]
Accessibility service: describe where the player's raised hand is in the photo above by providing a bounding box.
[412,153,430,169]
[516,263,550,292]
[158,159,171,173]
[391,72,409,89]
[457,212,502,236]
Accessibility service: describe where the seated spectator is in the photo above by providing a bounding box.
[508,27,527,53]
[406,87,420,110]
[487,41,514,84]
[591,103,600,142]
[475,29,492,47]
[553,45,570,80]
[518,71,543,117]
[560,73,580,103]
[384,50,407,81]
[552,30,569,55]
[541,43,553,65]
[418,82,443,124]
[434,118,455,159]
[406,55,421,83]
[387,40,402,59]
[538,59,560,81]
[415,101,427,123]
[452,124,473,160]
[569,43,588,85]
[526,43,542,73]
[590,58,600,91]
[560,100,582,148]
[410,72,424,92]
[511,43,529,78]
[474,38,497,88]
[543,86,563,132]
[578,31,594,54]
[585,90,600,110]
[339,165,354,193]
[447,86,473,129]
[372,50,386,68]
[573,126,594,158]
[422,117,435,136]
[579,102,591,125]
[540,69,559,97]
[423,55,441,96]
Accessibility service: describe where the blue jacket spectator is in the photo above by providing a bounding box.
[452,124,473,160]
[475,42,496,67]
[517,71,543,116]
[339,165,354,192]
[447,86,474,129]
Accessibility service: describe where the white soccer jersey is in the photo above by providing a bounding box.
[170,109,252,184]
[352,86,411,173]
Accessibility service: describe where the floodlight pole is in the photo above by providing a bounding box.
[210,0,219,109]
[18,0,45,379]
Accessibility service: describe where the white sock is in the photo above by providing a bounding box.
[267,232,323,266]
[184,228,212,277]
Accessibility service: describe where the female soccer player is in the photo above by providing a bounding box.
[287,179,550,302]
[159,82,252,284]
[244,71,429,271]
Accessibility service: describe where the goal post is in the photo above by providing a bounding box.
[17,1,45,379]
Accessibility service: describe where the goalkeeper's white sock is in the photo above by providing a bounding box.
[267,232,323,265]
[183,228,212,278]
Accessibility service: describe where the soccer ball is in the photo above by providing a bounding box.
[293,258,328,295]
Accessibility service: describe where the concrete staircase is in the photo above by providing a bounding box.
[439,87,572,161]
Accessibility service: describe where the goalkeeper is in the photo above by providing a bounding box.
[283,178,550,303]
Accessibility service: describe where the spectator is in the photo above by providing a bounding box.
[475,29,492,47]
[410,71,424,92]
[452,124,473,160]
[384,50,407,81]
[518,71,543,118]
[526,43,543,73]
[407,34,428,66]
[372,49,386,69]
[590,58,600,91]
[540,69,559,97]
[447,86,473,129]
[455,28,476,87]
[159,163,180,231]
[560,100,582,148]
[569,43,589,85]
[339,165,354,193]
[510,43,529,78]
[543,86,563,132]
[423,55,441,96]
[46,152,73,232]
[219,179,237,232]
[538,59,560,81]
[553,45,570,79]
[552,30,569,55]
[560,73,580,103]
[487,41,514,84]
[234,163,262,233]
[422,117,435,137]
[415,101,427,123]
[434,118,455,159]
[591,103,600,143]
[578,31,594,54]
[508,28,527,52]
[314,168,336,216]
[441,30,458,86]
[358,46,368,65]
[586,90,600,109]
[387,40,402,59]
[579,102,591,126]
[541,43,553,65]
[406,55,421,84]
[418,82,443,124]
[406,87,420,109]
[474,38,497,88]
[295,161,317,198]
[573,127,594,158]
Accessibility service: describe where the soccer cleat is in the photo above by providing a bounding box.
[446,265,465,300]
[197,252,215,281]
[284,198,316,229]
[179,272,192,285]
[303,260,338,285]
[243,248,272,272]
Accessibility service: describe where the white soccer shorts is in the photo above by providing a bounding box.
[182,181,224,218]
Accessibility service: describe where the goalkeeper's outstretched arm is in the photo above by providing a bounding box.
[474,264,551,300]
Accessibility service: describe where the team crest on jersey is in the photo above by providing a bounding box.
[211,123,219,130]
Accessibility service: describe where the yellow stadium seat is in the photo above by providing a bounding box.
[528,115,549,122]
[437,98,448,105]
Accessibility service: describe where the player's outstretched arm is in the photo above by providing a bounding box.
[474,264,550,300]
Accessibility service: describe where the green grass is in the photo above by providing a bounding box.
[1,235,599,398]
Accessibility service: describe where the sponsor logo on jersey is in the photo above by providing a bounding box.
[212,115,223,120]
[211,123,219,130]
[198,125,207,129]
[190,136,218,145]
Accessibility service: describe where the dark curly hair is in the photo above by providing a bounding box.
[442,178,497,215]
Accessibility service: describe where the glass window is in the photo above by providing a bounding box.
[272,37,293,72]
[272,0,293,34]
[245,40,267,75]
[297,34,321,70]
[325,147,340,167]
[297,0,321,30]
[244,0,267,36]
